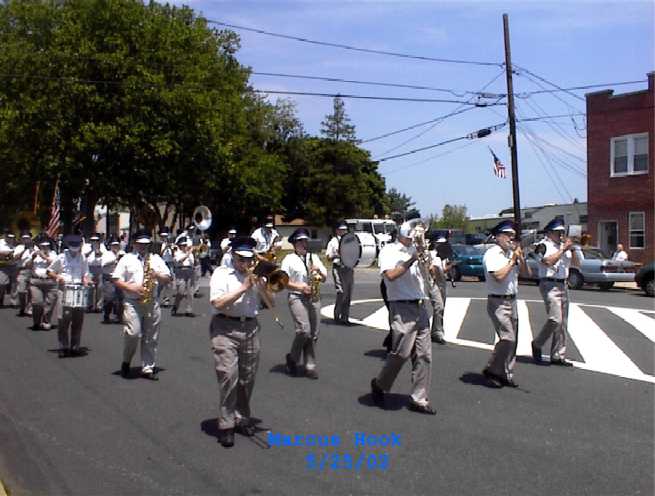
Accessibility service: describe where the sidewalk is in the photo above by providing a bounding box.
[615,281,639,290]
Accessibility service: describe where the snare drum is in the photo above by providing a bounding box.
[63,284,90,308]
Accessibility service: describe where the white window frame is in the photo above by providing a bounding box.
[610,133,649,177]
[628,211,645,250]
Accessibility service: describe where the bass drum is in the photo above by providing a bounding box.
[338,232,378,268]
[355,232,377,268]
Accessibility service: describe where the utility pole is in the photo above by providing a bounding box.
[503,13,522,235]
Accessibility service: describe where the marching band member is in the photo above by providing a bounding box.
[220,229,237,269]
[27,236,58,330]
[47,234,91,358]
[101,238,123,323]
[370,221,436,415]
[209,236,272,448]
[326,221,354,325]
[531,218,581,367]
[14,231,35,317]
[281,228,327,380]
[112,229,171,380]
[428,237,449,345]
[0,230,15,306]
[251,215,281,263]
[481,221,530,388]
[172,236,195,317]
[199,233,212,277]
[85,233,105,313]
[158,228,175,306]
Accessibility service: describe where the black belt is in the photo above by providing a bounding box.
[216,313,255,322]
[393,299,423,305]
[541,278,566,283]
[489,294,517,300]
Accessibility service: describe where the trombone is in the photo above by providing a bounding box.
[247,259,289,330]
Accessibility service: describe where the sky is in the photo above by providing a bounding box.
[170,0,654,219]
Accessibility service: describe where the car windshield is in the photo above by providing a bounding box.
[373,224,386,235]
[453,245,479,256]
[582,248,605,260]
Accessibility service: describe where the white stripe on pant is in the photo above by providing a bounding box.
[122,300,161,374]
[376,300,432,406]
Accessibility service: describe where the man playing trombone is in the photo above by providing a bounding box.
[251,215,281,263]
[209,236,273,448]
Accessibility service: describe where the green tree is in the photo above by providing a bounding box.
[320,96,357,143]
[385,187,417,221]
[434,204,468,229]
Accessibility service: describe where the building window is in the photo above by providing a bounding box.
[610,133,649,176]
[579,215,588,223]
[629,212,645,249]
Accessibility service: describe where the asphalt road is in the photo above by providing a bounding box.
[0,270,653,496]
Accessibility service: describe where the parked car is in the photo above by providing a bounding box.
[524,246,638,290]
[450,244,487,281]
[635,261,654,297]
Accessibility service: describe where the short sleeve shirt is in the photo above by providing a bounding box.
[280,252,328,295]
[483,244,518,295]
[251,227,281,253]
[112,253,170,301]
[175,249,194,267]
[48,251,90,284]
[32,251,57,278]
[326,236,341,262]
[209,266,259,317]
[536,238,571,279]
[378,242,427,301]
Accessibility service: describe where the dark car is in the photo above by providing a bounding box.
[451,244,487,281]
[635,261,654,297]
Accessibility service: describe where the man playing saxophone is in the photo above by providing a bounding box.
[112,229,171,381]
[281,228,327,380]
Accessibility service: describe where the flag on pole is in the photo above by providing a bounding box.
[489,147,507,179]
[46,178,61,238]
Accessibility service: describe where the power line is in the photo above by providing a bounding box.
[517,79,648,97]
[514,64,586,102]
[252,89,504,104]
[375,122,505,162]
[251,71,501,97]
[519,98,585,151]
[383,141,477,175]
[206,19,504,67]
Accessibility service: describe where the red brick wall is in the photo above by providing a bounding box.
[586,73,655,265]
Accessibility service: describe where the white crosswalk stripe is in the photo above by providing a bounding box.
[321,298,655,384]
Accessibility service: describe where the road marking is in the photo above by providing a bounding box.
[443,297,470,342]
[567,304,649,382]
[516,300,534,357]
[608,307,655,343]
[360,305,390,329]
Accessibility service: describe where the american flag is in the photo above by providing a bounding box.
[46,179,61,238]
[489,147,507,179]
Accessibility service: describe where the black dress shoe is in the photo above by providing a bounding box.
[185,312,195,318]
[431,336,447,345]
[370,378,385,407]
[142,370,159,381]
[218,428,235,448]
[407,401,437,415]
[531,342,543,363]
[305,369,319,380]
[171,307,178,316]
[69,349,86,357]
[235,423,256,437]
[482,369,504,388]
[120,362,130,378]
[58,349,69,359]
[285,354,297,376]
[551,358,574,367]
[501,377,519,388]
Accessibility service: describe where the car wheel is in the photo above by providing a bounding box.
[645,277,655,297]
[568,270,583,290]
[598,282,614,291]
[478,275,486,282]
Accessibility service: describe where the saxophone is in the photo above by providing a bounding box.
[140,253,156,305]
[309,255,322,303]
[410,221,436,296]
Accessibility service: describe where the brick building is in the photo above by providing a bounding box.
[585,72,654,265]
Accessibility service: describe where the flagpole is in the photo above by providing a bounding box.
[503,13,521,235]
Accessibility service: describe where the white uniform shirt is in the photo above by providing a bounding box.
[174,249,194,268]
[537,238,572,279]
[86,248,105,268]
[111,252,170,301]
[483,244,519,295]
[280,252,327,296]
[0,238,13,255]
[220,237,233,252]
[209,266,259,317]
[611,250,628,262]
[31,251,57,278]
[220,251,234,268]
[251,227,281,253]
[198,239,211,259]
[17,246,35,269]
[160,241,174,263]
[326,236,341,264]
[378,242,427,301]
[101,250,118,275]
[48,251,90,284]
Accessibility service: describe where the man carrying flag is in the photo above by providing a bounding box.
[489,147,507,179]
